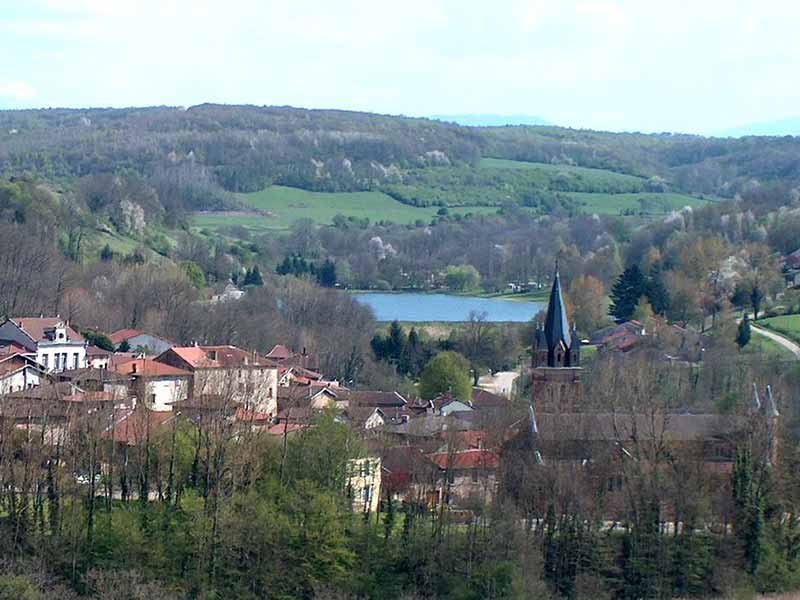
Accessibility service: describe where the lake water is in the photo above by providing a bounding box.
[352,292,545,322]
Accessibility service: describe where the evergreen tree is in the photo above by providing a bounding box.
[646,267,670,315]
[100,243,114,261]
[317,258,337,287]
[751,285,764,320]
[732,445,765,576]
[387,320,406,362]
[117,340,131,352]
[737,315,752,349]
[609,265,646,321]
[244,265,263,286]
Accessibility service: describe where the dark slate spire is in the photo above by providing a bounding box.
[534,324,547,350]
[544,267,571,351]
[569,323,581,351]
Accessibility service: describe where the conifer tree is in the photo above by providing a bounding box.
[609,265,646,320]
[737,315,752,349]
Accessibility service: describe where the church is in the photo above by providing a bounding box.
[501,267,780,521]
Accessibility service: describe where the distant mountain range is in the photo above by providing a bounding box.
[715,117,800,138]
[429,114,551,127]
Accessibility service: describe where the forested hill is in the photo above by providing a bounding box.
[1,104,799,216]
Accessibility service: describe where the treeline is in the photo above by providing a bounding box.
[3,105,800,221]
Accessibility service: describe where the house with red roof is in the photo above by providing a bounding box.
[155,344,278,417]
[0,317,87,372]
[108,329,173,355]
[109,357,191,411]
[0,352,48,394]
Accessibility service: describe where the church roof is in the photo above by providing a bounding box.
[544,270,571,351]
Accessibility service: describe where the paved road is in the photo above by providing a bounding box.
[751,324,800,359]
[477,371,519,398]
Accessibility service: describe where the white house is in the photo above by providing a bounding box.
[347,456,382,513]
[0,318,87,373]
[110,357,191,412]
[155,345,279,417]
[0,353,47,394]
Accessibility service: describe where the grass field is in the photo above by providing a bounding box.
[746,332,797,359]
[755,315,800,344]
[192,186,498,231]
[565,191,710,216]
[479,157,644,189]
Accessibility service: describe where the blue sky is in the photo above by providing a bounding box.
[1,0,798,134]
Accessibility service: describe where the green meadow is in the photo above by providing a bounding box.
[566,191,709,215]
[756,315,800,345]
[192,186,498,231]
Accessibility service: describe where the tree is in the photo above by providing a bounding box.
[609,265,646,321]
[736,316,752,350]
[751,285,764,320]
[317,258,337,288]
[180,260,206,289]
[100,244,114,262]
[632,295,654,322]
[117,340,131,352]
[645,267,669,315]
[568,274,608,335]
[418,351,472,401]
[243,265,263,286]
[82,330,115,352]
[444,264,481,292]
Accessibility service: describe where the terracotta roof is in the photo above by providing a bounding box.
[265,423,308,436]
[0,353,38,376]
[428,449,500,470]
[108,329,145,345]
[111,357,191,378]
[234,407,274,422]
[471,389,509,409]
[102,409,175,446]
[165,345,270,369]
[62,391,115,403]
[10,317,84,343]
[266,344,293,359]
[6,382,77,400]
[57,367,129,385]
[86,345,113,356]
[0,342,32,355]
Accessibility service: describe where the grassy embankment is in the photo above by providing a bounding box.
[755,315,800,345]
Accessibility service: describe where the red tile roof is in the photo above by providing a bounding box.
[11,317,84,343]
[427,449,500,470]
[86,345,113,356]
[102,409,174,446]
[108,329,145,345]
[111,357,191,378]
[165,345,270,369]
[265,423,308,436]
[266,344,293,359]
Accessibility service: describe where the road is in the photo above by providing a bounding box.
[477,371,519,398]
[751,324,800,359]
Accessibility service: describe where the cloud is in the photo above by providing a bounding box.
[0,81,36,100]
[576,1,631,27]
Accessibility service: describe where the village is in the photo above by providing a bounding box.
[0,268,784,527]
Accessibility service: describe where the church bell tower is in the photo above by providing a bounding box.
[531,268,582,412]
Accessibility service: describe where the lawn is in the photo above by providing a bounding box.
[192,186,498,231]
[746,332,796,359]
[755,315,800,345]
[565,191,710,216]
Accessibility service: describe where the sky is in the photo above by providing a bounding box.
[1,0,799,134]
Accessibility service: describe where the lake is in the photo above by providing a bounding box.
[352,292,545,322]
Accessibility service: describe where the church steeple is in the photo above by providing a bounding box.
[544,268,571,352]
[531,264,582,411]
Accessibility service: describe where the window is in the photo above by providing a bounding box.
[471,469,479,483]
[362,485,371,504]
[61,353,68,371]
[151,393,157,406]
[72,353,79,369]
[42,354,49,369]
